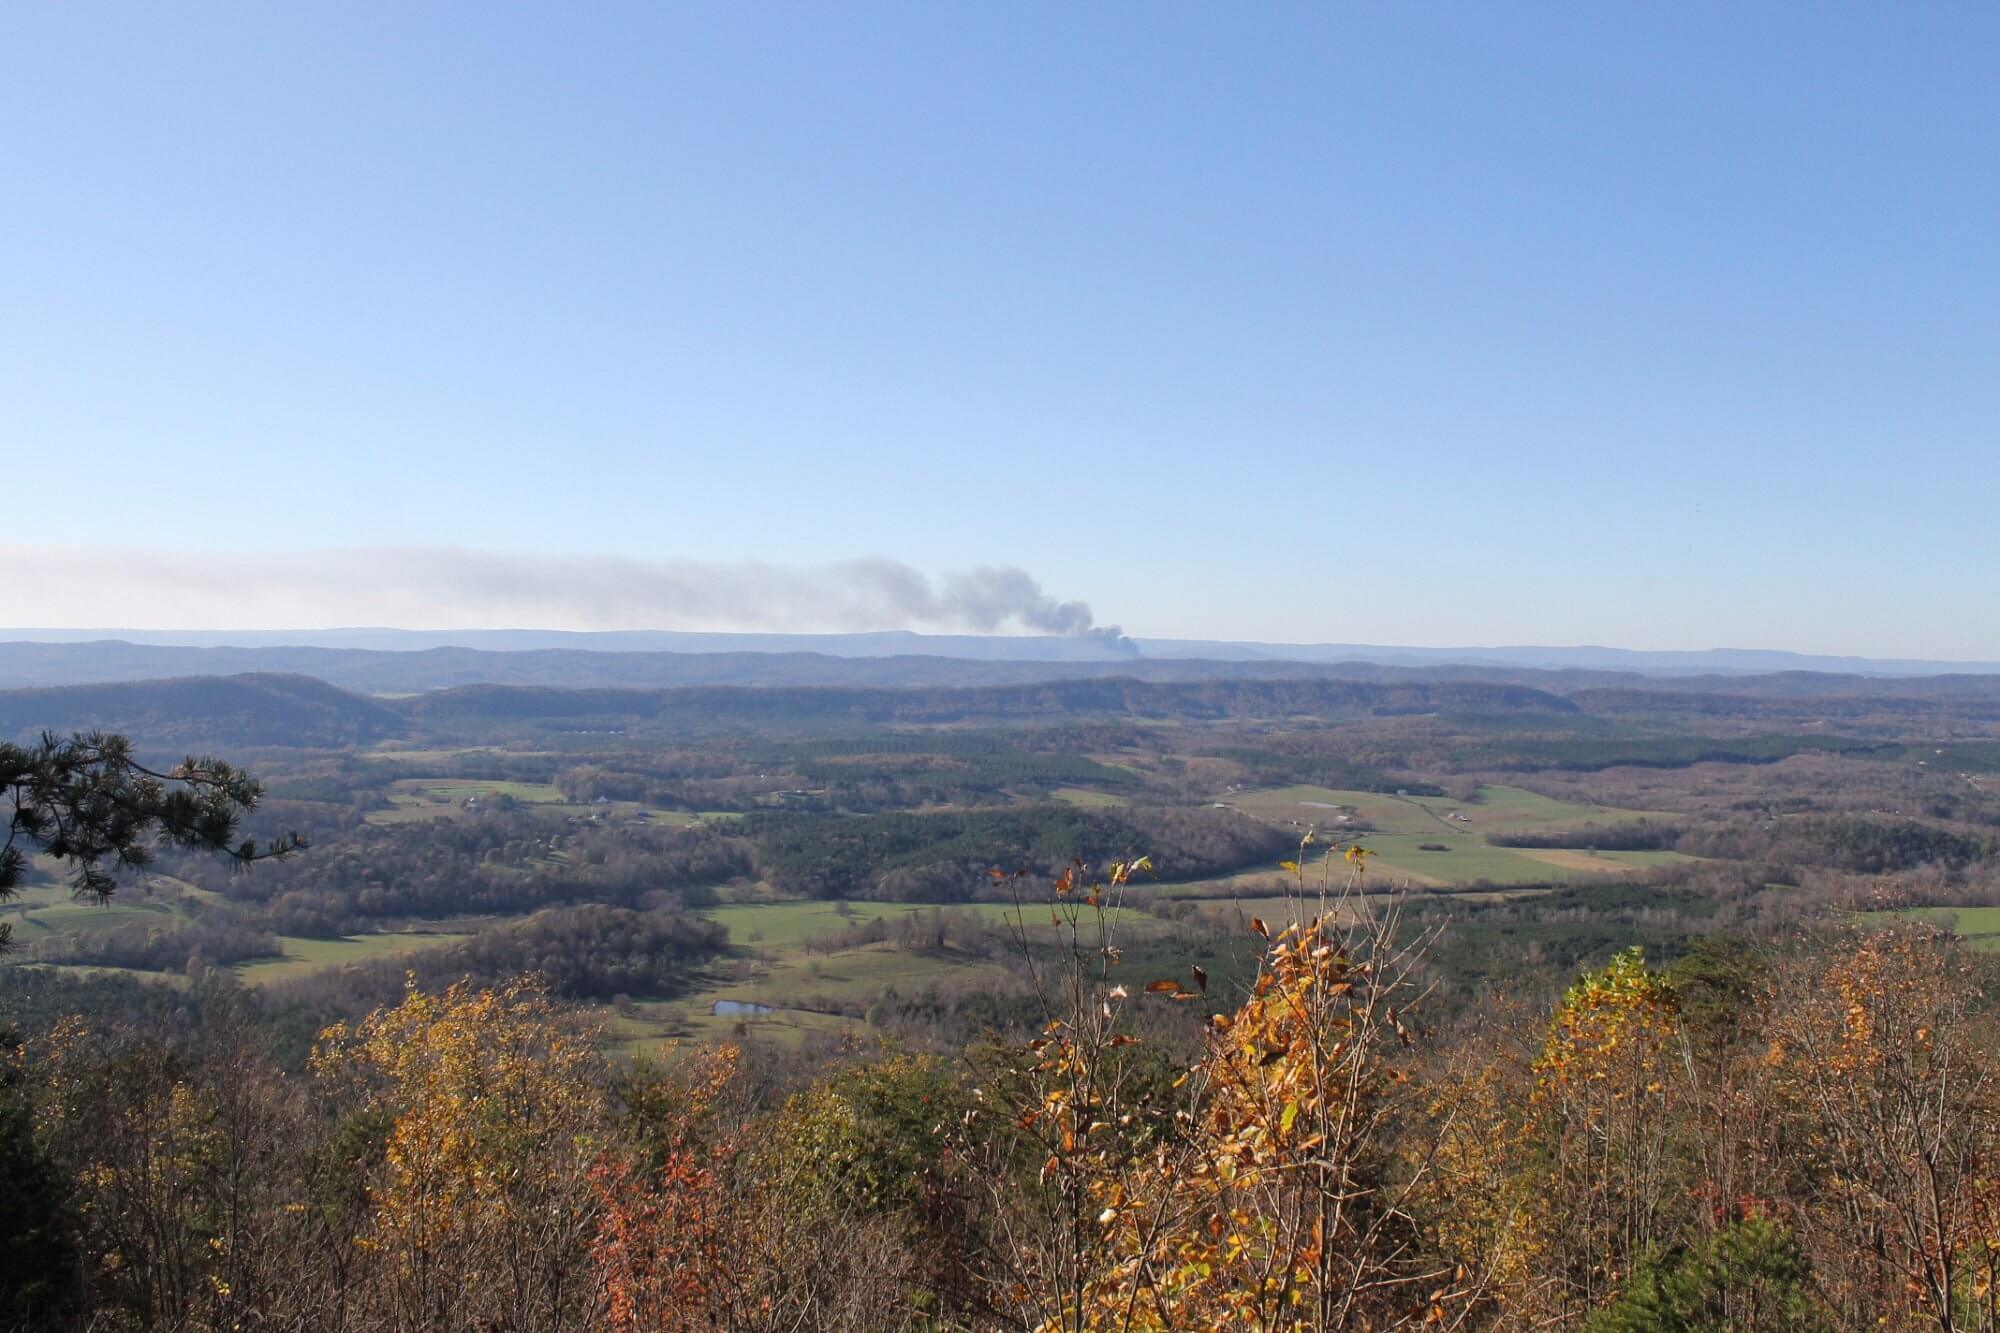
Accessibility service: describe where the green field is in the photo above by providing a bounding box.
[1862,906,2000,949]
[1051,786,1128,808]
[365,780,738,827]
[724,941,1012,1004]
[645,809,744,828]
[1446,784,1669,831]
[0,878,199,942]
[652,897,1158,1050]
[1220,784,1678,888]
[678,944,1010,1041]
[607,938,1012,1056]
[18,962,190,988]
[1226,783,1662,835]
[395,779,566,802]
[363,746,558,763]
[1185,894,1365,932]
[368,778,573,824]
[0,875,432,985]
[233,931,472,985]
[604,997,864,1057]
[704,900,1028,950]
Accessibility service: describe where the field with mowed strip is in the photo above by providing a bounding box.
[1861,906,2000,949]
[0,874,209,942]
[1217,783,1681,888]
[232,931,474,984]
[702,899,1029,949]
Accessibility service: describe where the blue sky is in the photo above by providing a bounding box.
[3,4,1996,654]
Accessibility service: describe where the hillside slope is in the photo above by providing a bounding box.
[0,674,406,749]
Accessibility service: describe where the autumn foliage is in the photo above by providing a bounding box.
[12,861,2000,1331]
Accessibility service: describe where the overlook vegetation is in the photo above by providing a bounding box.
[6,865,2000,1330]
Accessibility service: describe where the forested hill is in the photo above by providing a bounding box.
[0,673,1577,748]
[13,639,2000,703]
[398,677,1579,734]
[12,668,2000,753]
[0,673,404,748]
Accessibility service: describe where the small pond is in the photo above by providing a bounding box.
[712,999,774,1017]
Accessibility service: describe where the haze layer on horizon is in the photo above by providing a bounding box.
[2,543,1996,664]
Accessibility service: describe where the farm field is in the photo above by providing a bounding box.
[233,931,473,985]
[610,944,1012,1055]
[633,897,1191,1052]
[1513,848,1697,873]
[1218,784,1680,888]
[703,899,1027,950]
[1051,786,1128,808]
[709,942,1012,1009]
[1224,783,1666,836]
[645,809,744,828]
[365,776,739,827]
[603,996,863,1057]
[1449,784,1671,831]
[22,962,189,988]
[0,878,199,942]
[1361,835,1568,886]
[395,778,566,802]
[363,746,560,763]
[1863,906,2000,949]
[367,778,575,824]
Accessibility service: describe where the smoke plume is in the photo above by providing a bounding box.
[3,545,1132,645]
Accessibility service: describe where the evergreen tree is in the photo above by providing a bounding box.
[0,731,302,952]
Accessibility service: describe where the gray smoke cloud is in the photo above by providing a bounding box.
[2,545,1133,645]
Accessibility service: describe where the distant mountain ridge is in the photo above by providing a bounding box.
[14,640,2000,700]
[0,640,1647,694]
[0,671,1581,749]
[3,628,1995,679]
[7,667,2000,752]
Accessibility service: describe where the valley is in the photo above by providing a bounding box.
[8,663,1997,1062]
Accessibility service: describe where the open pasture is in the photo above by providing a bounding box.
[636,939,1015,1052]
[715,941,1013,1007]
[1862,906,2000,949]
[1357,835,1571,886]
[658,897,1183,1048]
[393,778,566,803]
[363,746,559,763]
[1512,848,1696,874]
[604,997,863,1057]
[1,878,197,942]
[1219,783,1679,888]
[233,931,472,985]
[1051,786,1128,808]
[704,899,1027,950]
[367,778,572,823]
[20,962,190,988]
[645,809,744,828]
[1356,834,1682,889]
[1225,783,1662,836]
